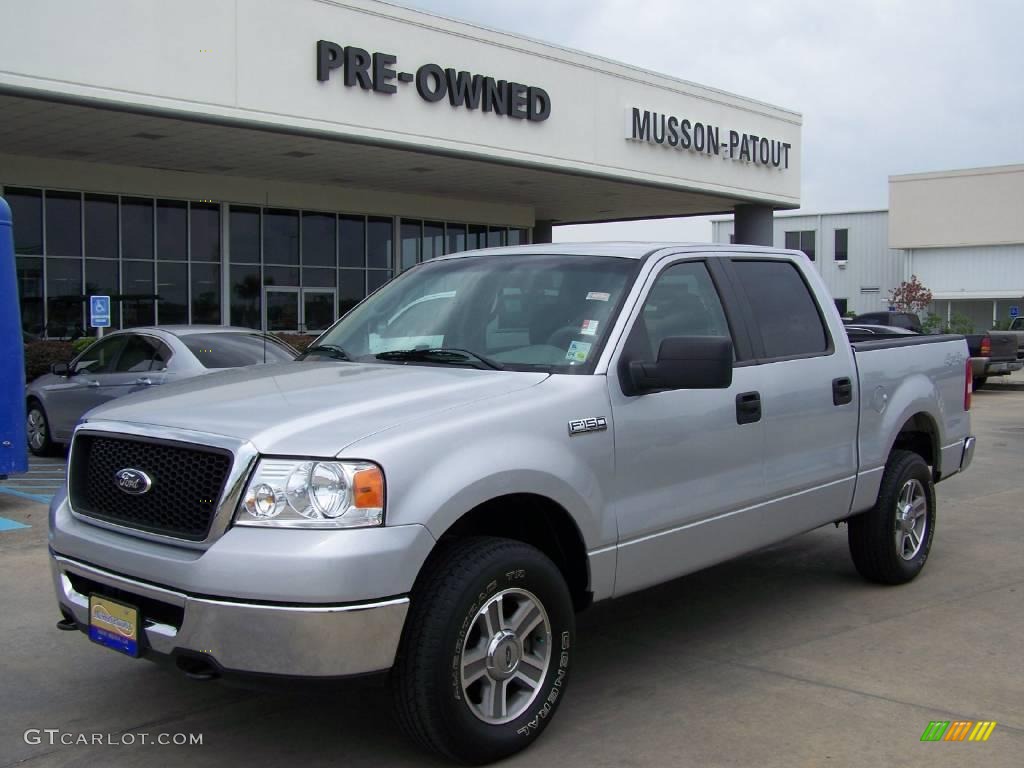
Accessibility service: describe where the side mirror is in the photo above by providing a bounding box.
[50,361,72,377]
[623,336,733,395]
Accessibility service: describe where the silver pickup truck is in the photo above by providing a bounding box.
[49,243,975,763]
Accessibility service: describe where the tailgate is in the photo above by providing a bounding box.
[988,332,1017,362]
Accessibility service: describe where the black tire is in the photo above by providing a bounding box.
[26,399,59,457]
[972,377,987,391]
[848,449,935,585]
[391,537,575,764]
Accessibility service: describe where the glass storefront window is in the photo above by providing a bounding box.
[7,188,43,255]
[45,191,82,257]
[190,203,220,262]
[424,221,444,260]
[230,206,260,264]
[367,270,391,294]
[302,212,336,267]
[121,197,154,260]
[46,257,83,337]
[230,265,261,329]
[367,217,393,270]
[302,267,335,287]
[339,215,366,268]
[264,265,299,287]
[85,194,118,259]
[157,200,187,261]
[446,223,466,254]
[264,208,299,265]
[338,270,366,315]
[401,220,421,271]
[122,261,155,328]
[468,224,487,251]
[85,258,119,300]
[190,262,220,324]
[157,262,188,324]
[16,257,44,335]
[507,228,527,246]
[487,227,504,248]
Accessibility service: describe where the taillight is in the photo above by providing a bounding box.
[980,335,991,356]
[964,359,972,411]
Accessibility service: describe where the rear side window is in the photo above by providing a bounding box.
[731,260,829,359]
[182,333,296,368]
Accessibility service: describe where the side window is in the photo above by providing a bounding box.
[150,340,173,371]
[631,262,731,360]
[73,335,128,375]
[731,260,829,359]
[115,335,158,373]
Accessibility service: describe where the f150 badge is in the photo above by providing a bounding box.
[568,417,608,435]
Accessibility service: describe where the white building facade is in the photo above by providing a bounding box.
[1,0,801,337]
[714,164,1024,331]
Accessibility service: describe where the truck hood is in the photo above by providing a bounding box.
[85,361,548,455]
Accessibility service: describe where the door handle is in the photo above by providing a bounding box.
[135,377,153,386]
[736,391,762,424]
[832,377,853,406]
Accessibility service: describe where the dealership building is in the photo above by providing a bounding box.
[713,164,1024,331]
[0,0,800,337]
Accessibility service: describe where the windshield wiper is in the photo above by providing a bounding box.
[375,347,504,370]
[300,344,352,361]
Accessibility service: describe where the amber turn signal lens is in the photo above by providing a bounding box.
[352,466,384,509]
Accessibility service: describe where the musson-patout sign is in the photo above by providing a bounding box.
[626,107,793,169]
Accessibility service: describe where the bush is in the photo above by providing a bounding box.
[24,341,75,383]
[71,337,95,355]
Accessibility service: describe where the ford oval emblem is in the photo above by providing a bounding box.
[114,468,152,495]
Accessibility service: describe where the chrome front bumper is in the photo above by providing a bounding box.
[52,554,409,678]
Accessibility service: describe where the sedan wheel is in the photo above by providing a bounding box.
[26,404,57,457]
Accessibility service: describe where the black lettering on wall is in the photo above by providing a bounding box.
[483,78,508,115]
[707,125,720,155]
[416,63,447,102]
[528,87,551,121]
[667,115,679,147]
[446,70,484,109]
[653,113,666,144]
[632,108,651,141]
[508,82,529,119]
[343,46,373,89]
[316,40,343,82]
[679,119,691,149]
[372,52,397,94]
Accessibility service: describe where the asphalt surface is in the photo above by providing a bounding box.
[1,375,1021,767]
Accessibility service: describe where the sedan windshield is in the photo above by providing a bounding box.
[312,254,639,372]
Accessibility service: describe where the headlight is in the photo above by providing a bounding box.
[236,459,384,529]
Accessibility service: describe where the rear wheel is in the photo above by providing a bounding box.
[391,537,574,764]
[26,400,58,457]
[848,449,935,585]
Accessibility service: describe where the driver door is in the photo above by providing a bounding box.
[42,334,128,441]
[606,258,768,596]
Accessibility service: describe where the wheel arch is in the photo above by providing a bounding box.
[890,411,940,479]
[434,493,592,612]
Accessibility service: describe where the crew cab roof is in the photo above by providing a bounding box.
[433,242,801,261]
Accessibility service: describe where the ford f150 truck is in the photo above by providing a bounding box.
[966,330,1022,389]
[49,243,975,763]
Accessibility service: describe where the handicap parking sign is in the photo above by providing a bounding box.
[90,295,111,328]
[1010,305,1020,319]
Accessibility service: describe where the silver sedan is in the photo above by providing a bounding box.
[25,326,297,456]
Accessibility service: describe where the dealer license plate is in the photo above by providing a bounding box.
[88,594,140,657]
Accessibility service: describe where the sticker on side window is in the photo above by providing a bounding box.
[586,291,610,302]
[580,320,599,336]
[565,340,592,363]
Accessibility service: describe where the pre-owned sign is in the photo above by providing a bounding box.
[316,40,551,122]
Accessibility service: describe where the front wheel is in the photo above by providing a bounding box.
[391,537,575,764]
[848,449,936,585]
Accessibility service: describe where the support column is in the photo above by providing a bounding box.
[733,204,774,246]
[532,220,553,244]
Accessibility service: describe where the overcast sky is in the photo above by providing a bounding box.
[404,0,1024,242]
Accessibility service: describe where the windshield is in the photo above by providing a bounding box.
[312,254,639,372]
[182,333,297,368]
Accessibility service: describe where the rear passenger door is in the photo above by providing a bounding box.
[723,257,858,534]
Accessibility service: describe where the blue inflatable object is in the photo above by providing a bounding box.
[0,196,28,478]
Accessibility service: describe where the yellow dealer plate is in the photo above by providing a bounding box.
[88,594,140,657]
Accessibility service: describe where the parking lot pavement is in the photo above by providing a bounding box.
[0,452,67,505]
[1,386,1021,768]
